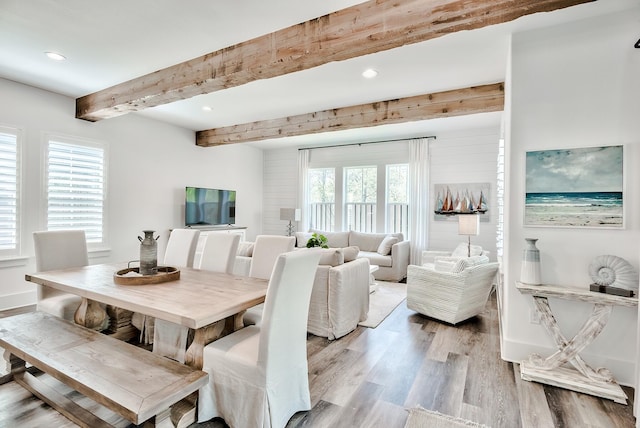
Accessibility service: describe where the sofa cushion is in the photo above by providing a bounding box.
[342,246,359,262]
[348,231,385,252]
[358,251,392,267]
[237,241,254,257]
[317,248,344,266]
[377,236,399,255]
[451,242,483,258]
[309,229,350,248]
[295,232,312,248]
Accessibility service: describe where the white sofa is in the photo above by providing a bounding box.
[296,229,410,282]
[233,244,370,339]
[307,249,370,340]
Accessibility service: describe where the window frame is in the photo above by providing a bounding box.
[0,125,22,259]
[42,133,109,250]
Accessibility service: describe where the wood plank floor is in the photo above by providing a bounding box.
[0,294,635,428]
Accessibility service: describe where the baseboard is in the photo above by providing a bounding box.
[0,291,36,312]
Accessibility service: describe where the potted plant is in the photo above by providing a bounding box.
[306,233,329,248]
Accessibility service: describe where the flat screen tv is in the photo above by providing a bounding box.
[185,186,236,227]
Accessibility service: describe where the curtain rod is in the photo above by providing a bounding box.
[298,135,436,151]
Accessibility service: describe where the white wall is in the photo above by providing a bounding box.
[428,128,500,259]
[503,9,640,385]
[0,78,264,310]
[263,148,299,235]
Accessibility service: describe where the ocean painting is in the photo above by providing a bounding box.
[525,145,623,228]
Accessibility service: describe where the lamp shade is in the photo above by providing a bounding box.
[280,208,301,222]
[458,214,479,236]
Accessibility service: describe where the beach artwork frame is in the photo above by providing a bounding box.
[433,182,490,222]
[524,145,623,228]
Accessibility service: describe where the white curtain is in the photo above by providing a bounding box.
[297,149,310,232]
[408,137,432,265]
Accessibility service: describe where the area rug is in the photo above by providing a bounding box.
[358,281,406,328]
[405,406,491,428]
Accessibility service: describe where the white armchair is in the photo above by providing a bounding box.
[407,255,499,325]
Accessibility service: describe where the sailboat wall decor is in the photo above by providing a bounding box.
[434,183,490,222]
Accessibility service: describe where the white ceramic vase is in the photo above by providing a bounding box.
[520,238,541,285]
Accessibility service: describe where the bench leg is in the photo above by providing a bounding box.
[14,370,114,428]
[1,349,26,385]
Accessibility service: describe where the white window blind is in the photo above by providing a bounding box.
[0,127,20,255]
[46,138,105,244]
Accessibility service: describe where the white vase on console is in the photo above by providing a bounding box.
[520,238,541,285]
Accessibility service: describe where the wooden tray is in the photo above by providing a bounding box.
[113,266,180,285]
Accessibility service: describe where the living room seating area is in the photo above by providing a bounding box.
[296,229,410,282]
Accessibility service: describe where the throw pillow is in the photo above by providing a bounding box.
[237,241,254,257]
[317,248,344,266]
[451,243,483,258]
[377,236,398,255]
[451,255,489,273]
[342,246,360,262]
[434,259,457,272]
[295,232,312,248]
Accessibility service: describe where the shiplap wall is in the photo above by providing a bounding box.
[428,127,500,260]
[262,148,299,237]
[262,128,500,259]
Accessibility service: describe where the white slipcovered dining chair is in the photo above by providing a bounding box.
[33,230,88,321]
[163,228,201,267]
[197,233,240,274]
[198,249,322,428]
[133,228,201,349]
[243,235,296,326]
[248,235,296,280]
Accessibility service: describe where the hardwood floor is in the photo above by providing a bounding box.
[0,295,635,428]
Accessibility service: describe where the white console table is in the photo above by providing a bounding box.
[515,281,637,404]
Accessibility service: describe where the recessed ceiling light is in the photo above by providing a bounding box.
[202,106,213,112]
[45,51,66,61]
[362,68,378,79]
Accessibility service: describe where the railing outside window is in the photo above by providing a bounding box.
[309,202,334,231]
[346,202,376,233]
[387,203,409,236]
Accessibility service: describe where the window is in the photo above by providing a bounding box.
[308,168,335,231]
[386,164,409,236]
[46,136,107,246]
[345,166,377,232]
[0,126,20,257]
[306,161,410,234]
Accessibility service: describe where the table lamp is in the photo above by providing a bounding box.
[458,214,479,257]
[280,208,301,236]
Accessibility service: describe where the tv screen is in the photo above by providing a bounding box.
[185,187,236,226]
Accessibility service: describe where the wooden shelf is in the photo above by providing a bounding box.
[515,281,638,307]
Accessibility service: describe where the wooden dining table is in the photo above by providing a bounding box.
[25,262,268,427]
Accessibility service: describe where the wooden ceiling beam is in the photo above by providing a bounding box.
[195,82,504,147]
[76,0,592,122]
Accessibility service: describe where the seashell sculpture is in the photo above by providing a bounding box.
[588,255,639,291]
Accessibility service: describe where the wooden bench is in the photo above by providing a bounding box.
[0,311,208,427]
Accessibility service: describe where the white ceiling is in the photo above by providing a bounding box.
[1,0,636,149]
